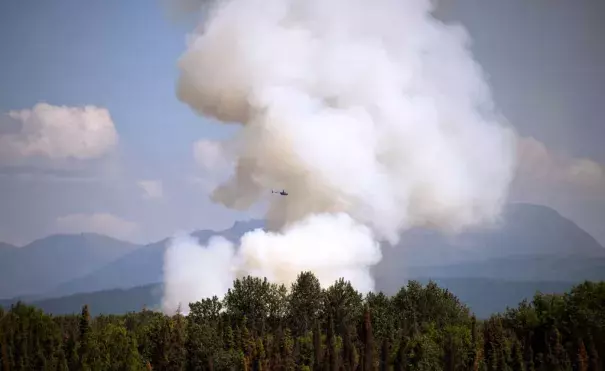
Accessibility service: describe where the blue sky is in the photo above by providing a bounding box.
[1,0,604,246]
[0,0,246,244]
[0,0,227,166]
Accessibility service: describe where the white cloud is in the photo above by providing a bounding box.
[0,103,118,163]
[55,213,139,242]
[138,180,164,199]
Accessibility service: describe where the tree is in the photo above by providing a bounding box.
[511,339,526,371]
[288,272,323,337]
[78,305,93,370]
[280,328,296,371]
[323,279,363,334]
[577,340,589,371]
[394,328,408,371]
[96,324,142,371]
[380,337,390,371]
[326,314,339,371]
[365,292,394,343]
[312,320,323,370]
[225,276,277,333]
[363,306,375,371]
[1,273,605,371]
[545,328,571,371]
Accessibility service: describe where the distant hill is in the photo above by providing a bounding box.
[48,220,266,298]
[0,242,16,249]
[45,203,605,299]
[1,284,164,317]
[5,203,605,302]
[403,254,605,282]
[0,233,141,299]
[0,242,16,253]
[0,202,599,321]
[1,278,582,319]
[373,203,605,288]
[0,242,16,259]
[387,203,605,268]
[460,203,605,257]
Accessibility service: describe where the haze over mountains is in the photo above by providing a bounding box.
[1,203,604,318]
[0,242,16,259]
[0,234,140,299]
[374,203,605,288]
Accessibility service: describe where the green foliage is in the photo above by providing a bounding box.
[0,274,604,370]
[288,272,324,337]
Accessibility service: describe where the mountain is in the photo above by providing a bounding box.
[0,241,16,253]
[49,204,605,298]
[48,220,266,298]
[7,203,605,301]
[1,278,580,319]
[373,203,605,288]
[0,242,16,258]
[3,202,602,318]
[373,204,605,287]
[457,203,605,258]
[386,203,605,268]
[0,233,141,299]
[402,254,605,282]
[0,242,16,249]
[1,284,164,317]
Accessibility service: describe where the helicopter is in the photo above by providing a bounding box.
[272,189,288,196]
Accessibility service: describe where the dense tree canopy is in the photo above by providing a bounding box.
[0,272,603,370]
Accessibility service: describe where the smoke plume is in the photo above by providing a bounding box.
[162,0,517,314]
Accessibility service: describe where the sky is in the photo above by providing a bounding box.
[0,0,604,246]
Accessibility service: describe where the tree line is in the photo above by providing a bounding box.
[1,272,604,370]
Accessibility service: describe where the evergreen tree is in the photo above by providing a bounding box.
[443,332,455,371]
[0,273,603,371]
[511,339,526,371]
[586,335,600,371]
[546,328,571,371]
[313,320,322,370]
[363,306,374,371]
[577,339,589,371]
[280,328,296,371]
[470,315,479,371]
[525,341,536,371]
[326,315,338,371]
[289,272,323,337]
[78,304,92,371]
[0,329,10,371]
[379,337,389,371]
[393,330,408,371]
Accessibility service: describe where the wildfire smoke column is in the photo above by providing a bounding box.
[161,0,517,314]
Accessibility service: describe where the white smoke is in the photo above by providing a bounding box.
[162,0,517,313]
[163,234,236,313]
[234,213,381,290]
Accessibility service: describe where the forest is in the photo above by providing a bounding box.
[1,272,604,371]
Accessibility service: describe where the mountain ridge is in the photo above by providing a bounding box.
[0,242,16,249]
[45,203,605,300]
[0,233,141,299]
[2,203,603,301]
[45,219,267,298]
